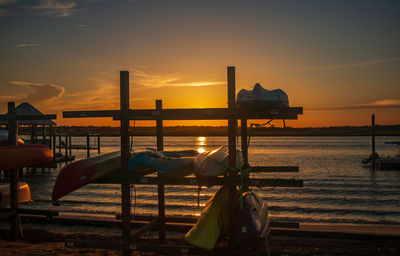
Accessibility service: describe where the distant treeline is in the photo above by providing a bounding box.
[21,124,400,136]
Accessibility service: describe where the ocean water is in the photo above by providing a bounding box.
[14,136,400,225]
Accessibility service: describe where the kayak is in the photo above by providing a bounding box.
[193,146,243,177]
[235,191,269,249]
[52,151,121,201]
[184,186,232,250]
[128,150,194,177]
[52,150,196,201]
[0,144,53,170]
[0,182,32,207]
[237,83,289,108]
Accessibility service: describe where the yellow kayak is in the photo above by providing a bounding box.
[184,186,231,250]
[0,182,32,207]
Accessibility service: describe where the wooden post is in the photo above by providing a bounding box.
[86,131,90,158]
[42,125,46,144]
[97,135,101,154]
[156,99,166,243]
[49,125,53,149]
[241,119,248,167]
[120,71,131,255]
[68,128,72,157]
[58,127,62,154]
[372,113,376,171]
[227,66,238,247]
[7,102,20,240]
[65,134,68,160]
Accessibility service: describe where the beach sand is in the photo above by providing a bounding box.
[1,222,400,255]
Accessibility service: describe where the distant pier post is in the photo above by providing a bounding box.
[68,127,72,157]
[156,99,166,243]
[97,135,101,154]
[86,131,90,158]
[372,113,376,171]
[120,71,131,256]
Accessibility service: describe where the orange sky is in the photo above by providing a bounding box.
[0,1,399,127]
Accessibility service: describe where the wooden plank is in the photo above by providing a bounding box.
[96,176,303,187]
[156,100,166,243]
[251,166,299,172]
[113,107,302,120]
[120,71,131,256]
[63,110,118,118]
[131,217,160,238]
[0,114,56,120]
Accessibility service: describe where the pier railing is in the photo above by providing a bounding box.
[61,67,303,255]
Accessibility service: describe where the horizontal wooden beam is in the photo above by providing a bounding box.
[251,166,299,172]
[66,239,269,255]
[0,114,56,120]
[63,110,118,118]
[63,107,302,120]
[131,217,160,238]
[95,175,303,187]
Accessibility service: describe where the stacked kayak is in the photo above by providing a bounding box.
[185,186,232,250]
[193,146,243,178]
[0,182,32,208]
[0,144,53,170]
[52,150,197,201]
[237,83,289,108]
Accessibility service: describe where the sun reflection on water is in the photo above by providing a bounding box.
[196,136,207,153]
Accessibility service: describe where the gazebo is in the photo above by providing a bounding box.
[0,102,56,145]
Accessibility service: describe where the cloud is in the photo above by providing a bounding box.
[308,99,400,111]
[72,24,87,27]
[9,81,65,103]
[25,0,78,18]
[17,43,41,47]
[301,58,400,70]
[132,68,225,89]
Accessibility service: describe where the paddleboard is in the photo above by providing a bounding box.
[0,144,53,170]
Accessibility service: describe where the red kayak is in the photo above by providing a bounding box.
[0,144,53,170]
[52,151,121,201]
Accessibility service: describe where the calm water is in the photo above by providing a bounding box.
[15,136,400,225]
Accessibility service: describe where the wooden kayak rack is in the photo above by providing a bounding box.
[0,103,56,240]
[62,67,303,255]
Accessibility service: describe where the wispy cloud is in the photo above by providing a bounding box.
[301,58,400,70]
[132,68,225,89]
[72,24,87,28]
[25,0,79,18]
[17,43,41,47]
[308,99,400,111]
[9,81,65,103]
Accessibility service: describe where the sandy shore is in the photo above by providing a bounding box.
[1,222,400,255]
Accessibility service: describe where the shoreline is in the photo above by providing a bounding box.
[1,221,399,255]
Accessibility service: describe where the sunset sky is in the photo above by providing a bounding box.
[0,0,399,127]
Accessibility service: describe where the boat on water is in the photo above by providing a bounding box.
[363,142,400,170]
[0,182,32,208]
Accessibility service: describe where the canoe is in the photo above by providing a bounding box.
[235,191,269,249]
[193,146,243,177]
[128,150,194,177]
[52,151,121,201]
[0,182,32,208]
[0,144,53,170]
[184,186,232,250]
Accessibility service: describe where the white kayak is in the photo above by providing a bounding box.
[193,146,243,177]
[237,83,289,107]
